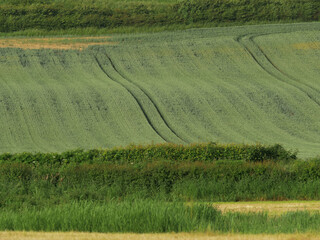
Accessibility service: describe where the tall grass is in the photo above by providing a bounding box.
[1,201,320,233]
[0,201,219,233]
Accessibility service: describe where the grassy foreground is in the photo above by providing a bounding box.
[2,144,320,234]
[2,201,320,233]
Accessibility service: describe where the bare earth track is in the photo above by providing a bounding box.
[1,232,320,240]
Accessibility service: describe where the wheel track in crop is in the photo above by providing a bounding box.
[93,50,187,144]
[104,53,189,144]
[236,34,320,107]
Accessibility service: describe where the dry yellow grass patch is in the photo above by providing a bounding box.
[214,201,320,215]
[0,36,116,50]
[1,232,320,240]
[292,42,320,50]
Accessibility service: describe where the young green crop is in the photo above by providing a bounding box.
[0,23,319,157]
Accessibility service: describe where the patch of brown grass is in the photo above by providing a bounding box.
[214,201,320,215]
[0,36,116,50]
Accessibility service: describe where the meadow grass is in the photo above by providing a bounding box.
[1,201,320,233]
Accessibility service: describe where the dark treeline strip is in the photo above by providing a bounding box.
[1,160,320,209]
[1,201,320,233]
[0,0,319,33]
[0,143,296,165]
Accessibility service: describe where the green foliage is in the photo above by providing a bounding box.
[2,160,320,209]
[0,143,296,165]
[0,0,318,33]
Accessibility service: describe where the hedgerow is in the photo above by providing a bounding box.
[0,143,296,165]
[2,159,320,209]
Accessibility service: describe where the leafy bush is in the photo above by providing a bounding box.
[3,159,320,208]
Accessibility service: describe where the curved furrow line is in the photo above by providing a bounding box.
[102,52,188,144]
[250,36,320,106]
[94,55,168,143]
[236,34,284,82]
[236,34,320,107]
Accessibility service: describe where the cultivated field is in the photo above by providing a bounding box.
[0,22,319,157]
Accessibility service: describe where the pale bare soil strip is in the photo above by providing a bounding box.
[0,36,115,50]
[1,232,320,240]
[214,201,320,214]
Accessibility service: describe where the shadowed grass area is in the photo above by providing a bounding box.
[0,0,318,34]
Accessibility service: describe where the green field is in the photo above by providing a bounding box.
[1,0,320,236]
[0,22,319,157]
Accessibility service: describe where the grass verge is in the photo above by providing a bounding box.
[1,201,320,233]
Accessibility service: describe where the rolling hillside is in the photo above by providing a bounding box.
[0,22,319,157]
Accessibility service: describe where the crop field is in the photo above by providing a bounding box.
[0,22,319,157]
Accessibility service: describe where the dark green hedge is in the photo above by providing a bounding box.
[0,143,296,165]
[3,160,320,186]
[1,159,320,209]
[0,0,319,32]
